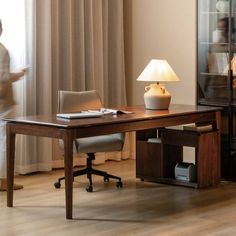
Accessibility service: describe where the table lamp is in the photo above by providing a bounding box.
[137,59,180,110]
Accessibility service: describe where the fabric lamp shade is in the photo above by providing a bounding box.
[137,59,180,110]
[137,59,180,82]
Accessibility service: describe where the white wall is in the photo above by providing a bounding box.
[125,0,197,106]
[124,0,197,162]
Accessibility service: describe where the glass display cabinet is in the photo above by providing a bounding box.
[197,0,236,178]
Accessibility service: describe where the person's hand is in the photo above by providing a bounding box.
[9,66,29,82]
[21,67,29,74]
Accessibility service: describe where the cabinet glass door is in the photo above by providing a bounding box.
[232,0,236,101]
[232,1,236,154]
[197,0,232,106]
[197,0,236,177]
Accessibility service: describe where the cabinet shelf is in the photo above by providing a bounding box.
[198,98,236,107]
[200,11,230,14]
[200,72,228,76]
[200,11,236,14]
[136,128,220,189]
[199,42,229,45]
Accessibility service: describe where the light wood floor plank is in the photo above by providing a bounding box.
[1,159,236,236]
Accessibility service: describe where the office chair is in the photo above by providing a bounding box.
[54,90,124,192]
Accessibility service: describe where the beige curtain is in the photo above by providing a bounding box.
[15,0,54,174]
[50,0,127,107]
[50,0,135,168]
[13,0,134,174]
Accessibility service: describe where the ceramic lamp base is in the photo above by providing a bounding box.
[144,96,171,110]
[144,83,171,110]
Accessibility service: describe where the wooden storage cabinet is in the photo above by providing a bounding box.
[136,129,183,185]
[136,140,162,180]
[197,0,236,178]
[136,140,182,181]
[136,128,220,188]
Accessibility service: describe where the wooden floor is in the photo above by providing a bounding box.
[1,159,236,236]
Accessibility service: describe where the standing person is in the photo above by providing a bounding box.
[0,19,26,191]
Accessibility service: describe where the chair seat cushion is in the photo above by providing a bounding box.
[76,133,125,153]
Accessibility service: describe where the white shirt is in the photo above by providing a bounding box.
[0,42,15,113]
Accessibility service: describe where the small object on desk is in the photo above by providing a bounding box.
[183,124,213,132]
[56,111,104,119]
[100,108,133,115]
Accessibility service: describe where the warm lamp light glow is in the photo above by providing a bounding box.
[137,59,180,110]
[137,59,180,82]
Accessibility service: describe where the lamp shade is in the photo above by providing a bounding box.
[137,59,180,82]
[137,59,180,110]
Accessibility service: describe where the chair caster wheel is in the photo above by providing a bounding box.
[54,181,61,189]
[86,185,93,192]
[104,176,109,182]
[116,181,123,188]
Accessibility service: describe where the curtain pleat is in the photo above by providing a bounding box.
[51,0,127,105]
[50,0,133,167]
[4,0,134,173]
[15,0,53,174]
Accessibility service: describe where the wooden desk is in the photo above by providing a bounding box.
[5,104,221,219]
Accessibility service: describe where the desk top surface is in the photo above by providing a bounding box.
[4,104,222,128]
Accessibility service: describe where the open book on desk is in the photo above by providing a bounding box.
[56,108,132,119]
[100,108,133,115]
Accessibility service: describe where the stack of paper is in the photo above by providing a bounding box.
[56,111,103,119]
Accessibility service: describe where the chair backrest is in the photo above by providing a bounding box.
[58,90,125,153]
[58,90,103,113]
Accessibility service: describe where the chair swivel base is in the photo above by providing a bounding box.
[54,167,123,192]
[54,153,123,192]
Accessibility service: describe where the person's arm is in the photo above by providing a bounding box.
[9,69,26,82]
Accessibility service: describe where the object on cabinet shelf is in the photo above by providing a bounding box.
[147,138,161,143]
[224,55,236,76]
[183,124,213,132]
[175,162,197,182]
[213,17,229,43]
[216,0,229,12]
[212,29,227,43]
[208,52,228,74]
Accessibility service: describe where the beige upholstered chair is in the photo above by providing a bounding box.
[54,90,125,192]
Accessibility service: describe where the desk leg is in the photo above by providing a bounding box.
[6,123,15,207]
[63,131,74,219]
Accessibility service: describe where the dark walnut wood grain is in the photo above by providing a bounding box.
[5,104,222,219]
